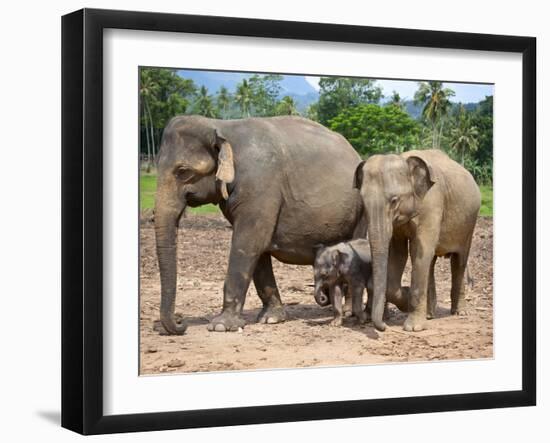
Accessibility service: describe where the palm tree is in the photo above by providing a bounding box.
[450,105,479,166]
[139,69,159,172]
[217,86,231,119]
[275,96,298,115]
[235,79,252,117]
[195,86,217,118]
[414,81,455,149]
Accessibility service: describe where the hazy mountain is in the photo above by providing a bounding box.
[178,70,247,93]
[402,100,483,120]
[177,70,485,117]
[177,70,319,112]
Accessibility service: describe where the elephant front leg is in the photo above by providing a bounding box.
[254,253,287,324]
[343,283,353,317]
[385,237,410,313]
[329,284,344,326]
[404,239,436,332]
[207,244,260,332]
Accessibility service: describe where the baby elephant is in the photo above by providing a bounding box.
[314,239,373,326]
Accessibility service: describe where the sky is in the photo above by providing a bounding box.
[305,76,493,103]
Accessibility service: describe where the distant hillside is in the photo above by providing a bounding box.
[178,70,247,93]
[177,70,486,118]
[177,70,319,113]
[287,91,319,113]
[179,70,316,93]
[403,100,483,120]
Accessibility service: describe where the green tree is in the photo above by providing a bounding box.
[450,104,479,166]
[194,86,217,118]
[317,77,383,125]
[235,79,253,117]
[275,96,298,115]
[414,81,455,149]
[328,104,420,156]
[470,95,493,183]
[249,74,283,116]
[138,68,196,162]
[306,103,319,121]
[216,86,231,119]
[387,91,405,109]
[139,69,159,172]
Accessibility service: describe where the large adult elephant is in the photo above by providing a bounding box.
[154,115,365,334]
[354,149,481,332]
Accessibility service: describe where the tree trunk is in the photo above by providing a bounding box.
[145,100,156,170]
[438,119,445,150]
[142,102,152,173]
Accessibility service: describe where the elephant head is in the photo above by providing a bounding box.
[154,116,235,334]
[353,154,435,331]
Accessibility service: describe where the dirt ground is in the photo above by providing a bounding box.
[139,213,493,375]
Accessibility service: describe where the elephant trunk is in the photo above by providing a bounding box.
[155,192,187,335]
[314,279,330,306]
[367,208,393,332]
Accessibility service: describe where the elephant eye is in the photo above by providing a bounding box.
[175,167,195,183]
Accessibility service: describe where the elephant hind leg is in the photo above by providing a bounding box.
[450,252,468,316]
[427,256,437,319]
[450,231,474,316]
[343,283,353,317]
[254,253,287,324]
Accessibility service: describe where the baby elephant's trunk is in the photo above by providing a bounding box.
[314,281,331,306]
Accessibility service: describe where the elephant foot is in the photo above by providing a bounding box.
[403,313,426,332]
[451,308,468,316]
[364,309,388,324]
[207,312,246,332]
[355,311,368,325]
[257,305,287,324]
[388,287,412,313]
[427,306,436,320]
[343,308,354,318]
[330,317,343,327]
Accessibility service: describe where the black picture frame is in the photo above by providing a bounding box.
[61,8,536,435]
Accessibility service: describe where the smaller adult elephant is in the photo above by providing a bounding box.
[354,149,481,332]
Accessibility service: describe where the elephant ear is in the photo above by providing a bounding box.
[214,130,235,200]
[313,243,326,258]
[406,155,436,199]
[331,249,349,273]
[353,160,367,189]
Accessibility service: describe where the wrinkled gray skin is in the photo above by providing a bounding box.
[354,149,481,332]
[314,239,373,326]
[155,115,365,334]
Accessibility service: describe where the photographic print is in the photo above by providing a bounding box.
[138,67,494,375]
[62,9,535,434]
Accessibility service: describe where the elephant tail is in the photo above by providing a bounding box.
[466,265,474,290]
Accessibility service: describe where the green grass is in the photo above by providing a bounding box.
[479,185,493,217]
[140,173,219,214]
